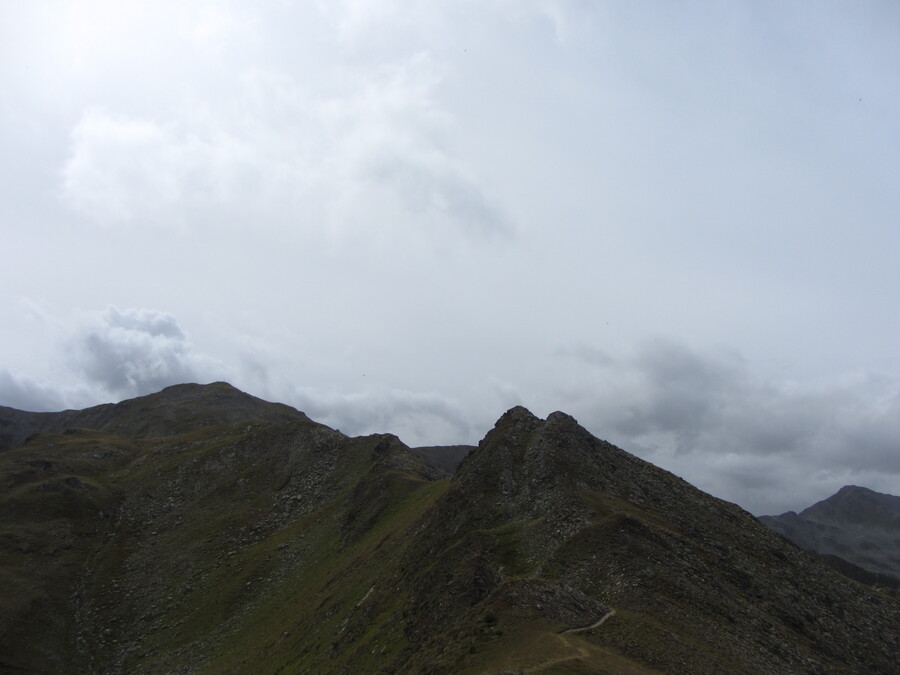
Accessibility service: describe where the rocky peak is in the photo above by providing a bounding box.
[801,484,900,529]
[545,410,578,426]
[473,408,600,467]
[488,405,542,434]
[498,404,538,421]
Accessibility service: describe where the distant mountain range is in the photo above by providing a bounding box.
[759,485,900,589]
[1,382,898,673]
[409,444,473,475]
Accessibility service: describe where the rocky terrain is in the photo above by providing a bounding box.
[760,485,900,589]
[2,382,898,673]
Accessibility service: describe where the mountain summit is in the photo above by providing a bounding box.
[0,382,306,451]
[1,383,898,673]
[760,485,900,586]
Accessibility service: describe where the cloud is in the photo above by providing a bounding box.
[0,368,102,413]
[0,301,482,447]
[177,2,249,59]
[61,109,212,229]
[556,339,900,514]
[60,53,509,240]
[0,369,68,412]
[556,343,614,368]
[316,0,439,47]
[532,0,569,43]
[284,385,476,447]
[328,53,510,238]
[68,306,226,397]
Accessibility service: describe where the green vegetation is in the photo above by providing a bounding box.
[2,383,898,674]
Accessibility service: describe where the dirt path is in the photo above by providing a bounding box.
[560,609,617,634]
[525,610,617,673]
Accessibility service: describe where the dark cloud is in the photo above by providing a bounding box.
[0,370,67,412]
[832,398,900,472]
[69,306,224,398]
[603,340,743,442]
[558,340,900,514]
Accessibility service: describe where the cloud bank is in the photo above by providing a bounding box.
[0,370,69,412]
[2,303,898,516]
[557,340,900,515]
[2,305,479,452]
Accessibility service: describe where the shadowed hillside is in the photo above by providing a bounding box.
[760,485,900,589]
[1,384,898,673]
[409,444,474,476]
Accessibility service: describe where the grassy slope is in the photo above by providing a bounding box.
[0,397,678,674]
[3,391,898,674]
[1,417,466,674]
[5,431,645,674]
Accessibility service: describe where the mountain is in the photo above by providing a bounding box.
[409,444,474,476]
[2,383,898,674]
[759,485,900,588]
[0,382,305,452]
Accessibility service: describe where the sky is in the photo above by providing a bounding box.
[1,0,899,515]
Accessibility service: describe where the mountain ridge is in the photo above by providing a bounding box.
[0,382,310,452]
[759,485,900,587]
[1,382,898,673]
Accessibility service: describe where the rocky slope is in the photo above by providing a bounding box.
[760,485,900,587]
[1,384,898,674]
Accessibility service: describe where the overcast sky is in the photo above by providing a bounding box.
[2,1,899,515]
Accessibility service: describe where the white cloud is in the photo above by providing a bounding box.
[177,1,249,58]
[321,53,510,238]
[314,0,440,48]
[60,51,508,240]
[61,110,208,228]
